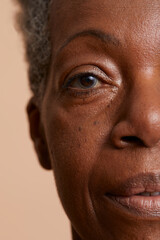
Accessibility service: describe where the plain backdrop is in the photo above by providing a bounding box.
[0,1,71,239]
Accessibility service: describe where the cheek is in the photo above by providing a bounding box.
[45,103,111,197]
[42,98,113,234]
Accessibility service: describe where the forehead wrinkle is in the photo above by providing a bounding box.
[57,29,121,55]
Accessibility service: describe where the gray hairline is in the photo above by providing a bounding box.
[15,0,53,99]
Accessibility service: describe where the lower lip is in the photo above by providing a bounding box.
[106,195,160,218]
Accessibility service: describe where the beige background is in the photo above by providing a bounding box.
[0,1,71,239]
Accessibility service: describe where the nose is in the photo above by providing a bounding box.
[111,70,160,148]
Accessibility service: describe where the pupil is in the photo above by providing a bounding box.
[79,76,97,88]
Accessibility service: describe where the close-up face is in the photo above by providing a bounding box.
[29,0,160,239]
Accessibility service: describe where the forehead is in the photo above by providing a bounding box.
[50,0,160,65]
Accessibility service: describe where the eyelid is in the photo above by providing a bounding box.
[62,65,114,89]
[63,72,101,89]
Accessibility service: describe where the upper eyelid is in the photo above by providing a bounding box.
[59,63,121,91]
[62,64,112,86]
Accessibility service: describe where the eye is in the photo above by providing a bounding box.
[64,73,101,89]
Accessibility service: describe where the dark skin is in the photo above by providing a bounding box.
[27,0,160,239]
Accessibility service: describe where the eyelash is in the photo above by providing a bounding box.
[62,72,105,97]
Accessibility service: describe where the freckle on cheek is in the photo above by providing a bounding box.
[78,127,82,132]
[93,121,100,125]
[94,121,97,125]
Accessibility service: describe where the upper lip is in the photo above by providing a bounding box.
[107,172,160,197]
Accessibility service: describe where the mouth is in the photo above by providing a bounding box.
[104,173,160,218]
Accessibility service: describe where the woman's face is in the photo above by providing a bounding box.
[32,0,160,239]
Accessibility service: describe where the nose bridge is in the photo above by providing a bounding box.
[124,69,160,146]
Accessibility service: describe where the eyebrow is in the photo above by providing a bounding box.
[58,29,121,53]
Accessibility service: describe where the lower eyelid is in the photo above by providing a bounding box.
[65,86,104,98]
[64,84,116,99]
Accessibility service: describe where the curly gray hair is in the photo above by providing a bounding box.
[15,0,53,98]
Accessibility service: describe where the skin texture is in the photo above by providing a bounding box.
[27,0,160,239]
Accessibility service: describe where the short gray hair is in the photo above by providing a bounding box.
[15,0,52,98]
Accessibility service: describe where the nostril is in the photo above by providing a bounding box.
[121,136,138,142]
[111,122,147,148]
[121,136,143,146]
